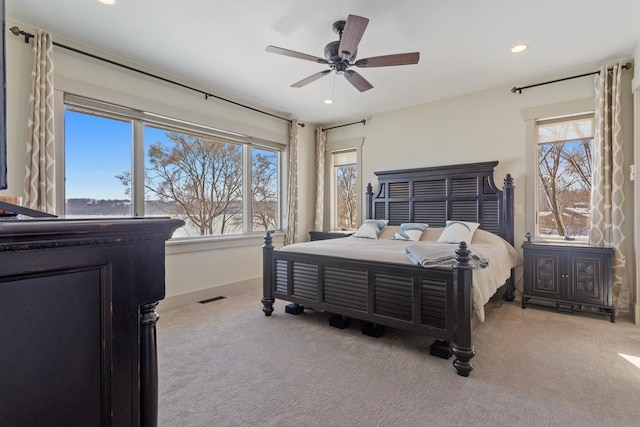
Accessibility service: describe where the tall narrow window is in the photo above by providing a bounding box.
[251,147,280,232]
[64,109,133,216]
[536,114,593,240]
[333,149,358,230]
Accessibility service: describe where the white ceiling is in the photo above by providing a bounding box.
[7,0,640,125]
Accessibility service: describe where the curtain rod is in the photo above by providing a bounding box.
[322,119,366,132]
[511,62,632,94]
[9,26,305,127]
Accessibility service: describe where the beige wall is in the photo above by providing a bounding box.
[633,41,640,323]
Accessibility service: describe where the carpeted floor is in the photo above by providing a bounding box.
[157,285,640,426]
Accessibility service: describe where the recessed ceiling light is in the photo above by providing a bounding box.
[510,44,527,53]
[324,99,334,105]
[98,0,116,5]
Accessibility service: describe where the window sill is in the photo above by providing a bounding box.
[166,231,285,255]
[532,238,589,245]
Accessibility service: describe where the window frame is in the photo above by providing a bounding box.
[60,94,284,238]
[325,137,364,230]
[534,113,594,242]
[332,149,358,230]
[522,98,595,244]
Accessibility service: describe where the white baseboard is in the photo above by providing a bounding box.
[158,277,261,312]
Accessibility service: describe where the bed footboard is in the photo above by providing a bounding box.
[261,231,476,377]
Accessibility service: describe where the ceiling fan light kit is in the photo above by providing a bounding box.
[266,14,420,92]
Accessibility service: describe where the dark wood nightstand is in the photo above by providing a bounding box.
[309,230,354,241]
[521,241,615,322]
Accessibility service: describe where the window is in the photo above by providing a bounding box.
[64,96,282,238]
[251,147,280,232]
[333,149,358,230]
[64,110,133,216]
[535,114,593,240]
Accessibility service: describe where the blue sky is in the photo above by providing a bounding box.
[65,110,132,199]
[65,110,278,201]
[65,110,170,200]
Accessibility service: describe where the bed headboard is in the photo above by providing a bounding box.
[365,161,514,245]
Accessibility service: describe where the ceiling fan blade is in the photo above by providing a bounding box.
[266,45,328,64]
[344,70,373,92]
[338,15,369,59]
[354,52,420,68]
[291,70,332,88]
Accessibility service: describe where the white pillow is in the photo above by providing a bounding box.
[353,219,389,239]
[437,220,480,244]
[393,223,429,242]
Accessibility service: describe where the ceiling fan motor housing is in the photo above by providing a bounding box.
[324,41,357,67]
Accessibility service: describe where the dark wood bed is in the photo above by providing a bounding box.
[261,161,515,376]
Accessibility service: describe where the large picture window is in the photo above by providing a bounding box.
[535,114,593,240]
[64,96,282,238]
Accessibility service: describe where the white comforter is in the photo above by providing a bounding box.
[278,227,519,322]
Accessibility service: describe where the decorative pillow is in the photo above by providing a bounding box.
[437,220,480,244]
[393,223,429,242]
[352,219,389,239]
[378,225,399,240]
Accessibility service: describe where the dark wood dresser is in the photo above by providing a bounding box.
[521,241,615,322]
[0,217,183,426]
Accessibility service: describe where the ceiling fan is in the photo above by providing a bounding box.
[266,15,420,92]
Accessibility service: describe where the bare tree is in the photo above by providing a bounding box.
[145,132,243,236]
[539,144,567,237]
[336,164,357,229]
[252,151,279,231]
[538,139,592,237]
[118,132,280,236]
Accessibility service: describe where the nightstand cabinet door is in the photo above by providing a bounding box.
[567,253,609,305]
[528,251,563,300]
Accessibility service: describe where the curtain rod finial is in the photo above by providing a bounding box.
[9,26,32,44]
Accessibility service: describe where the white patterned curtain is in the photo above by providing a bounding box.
[284,119,298,245]
[23,30,55,213]
[314,127,326,231]
[590,63,629,310]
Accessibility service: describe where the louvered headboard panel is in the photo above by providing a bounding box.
[365,161,514,245]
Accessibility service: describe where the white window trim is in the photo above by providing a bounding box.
[522,98,594,243]
[325,137,364,230]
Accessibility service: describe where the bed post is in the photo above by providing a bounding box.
[261,231,275,316]
[365,183,373,220]
[451,241,475,377]
[502,174,516,301]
